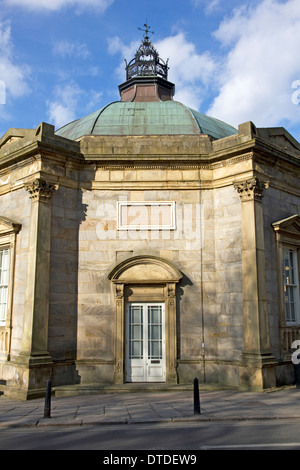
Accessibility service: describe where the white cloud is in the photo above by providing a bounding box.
[109,32,216,110]
[46,81,103,129]
[156,34,215,86]
[2,0,114,13]
[53,40,91,59]
[207,0,300,128]
[47,81,83,129]
[47,102,75,129]
[191,0,221,13]
[107,36,140,81]
[85,89,103,112]
[205,0,221,13]
[156,33,216,109]
[0,19,30,102]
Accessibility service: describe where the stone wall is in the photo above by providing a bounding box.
[1,121,299,396]
[49,185,82,385]
[72,170,245,386]
[212,185,243,385]
[0,188,30,359]
[263,185,300,361]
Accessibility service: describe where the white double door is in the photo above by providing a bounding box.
[126,303,166,383]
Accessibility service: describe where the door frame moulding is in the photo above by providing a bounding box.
[108,255,182,384]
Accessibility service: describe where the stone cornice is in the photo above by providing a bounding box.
[0,133,83,171]
[0,132,299,176]
[82,153,253,171]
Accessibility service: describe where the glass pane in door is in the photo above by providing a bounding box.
[128,305,143,359]
[148,305,162,360]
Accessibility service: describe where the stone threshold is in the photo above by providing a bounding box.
[53,382,237,397]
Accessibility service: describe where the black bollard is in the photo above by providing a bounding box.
[44,379,51,418]
[193,377,201,415]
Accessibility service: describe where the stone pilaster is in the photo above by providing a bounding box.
[234,177,276,390]
[114,283,125,384]
[18,179,57,367]
[166,282,178,384]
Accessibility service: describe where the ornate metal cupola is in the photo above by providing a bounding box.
[119,23,175,102]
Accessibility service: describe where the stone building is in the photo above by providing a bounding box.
[0,31,300,399]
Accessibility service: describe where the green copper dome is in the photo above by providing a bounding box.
[56,29,237,142]
[55,100,237,141]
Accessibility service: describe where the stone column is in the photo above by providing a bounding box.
[234,177,276,389]
[166,282,178,384]
[19,179,57,367]
[114,283,125,384]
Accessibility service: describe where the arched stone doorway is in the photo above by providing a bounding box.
[108,256,182,384]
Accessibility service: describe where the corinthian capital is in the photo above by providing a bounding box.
[25,178,58,202]
[234,177,269,201]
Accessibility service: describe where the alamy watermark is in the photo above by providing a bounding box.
[291,80,300,105]
[292,340,300,365]
[0,80,6,105]
[95,197,204,245]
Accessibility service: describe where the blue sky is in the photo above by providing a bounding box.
[1,0,300,141]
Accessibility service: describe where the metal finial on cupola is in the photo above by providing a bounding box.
[138,21,154,42]
[124,22,169,81]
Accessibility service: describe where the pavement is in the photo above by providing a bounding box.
[0,385,300,429]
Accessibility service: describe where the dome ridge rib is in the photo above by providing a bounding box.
[174,101,201,135]
[90,102,118,135]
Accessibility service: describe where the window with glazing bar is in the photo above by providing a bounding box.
[0,247,10,326]
[283,247,300,324]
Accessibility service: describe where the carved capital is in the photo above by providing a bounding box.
[115,284,124,299]
[25,179,58,202]
[234,177,269,201]
[167,282,176,298]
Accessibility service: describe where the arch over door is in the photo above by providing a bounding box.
[108,256,182,384]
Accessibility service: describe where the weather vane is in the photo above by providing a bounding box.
[138,21,154,41]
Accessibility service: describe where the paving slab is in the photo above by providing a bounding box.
[0,386,299,429]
